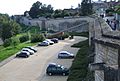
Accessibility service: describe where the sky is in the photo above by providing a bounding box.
[0,0,82,16]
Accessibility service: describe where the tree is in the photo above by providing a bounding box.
[29,1,42,18]
[81,0,93,16]
[1,24,12,40]
[0,14,21,41]
[29,1,54,18]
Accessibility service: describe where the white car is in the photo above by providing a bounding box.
[45,39,54,45]
[58,51,74,59]
[25,46,37,52]
[21,48,35,55]
[38,41,49,46]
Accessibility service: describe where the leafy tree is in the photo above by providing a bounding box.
[1,24,12,40]
[29,1,53,18]
[3,38,12,47]
[29,1,42,18]
[81,0,93,16]
[0,14,21,41]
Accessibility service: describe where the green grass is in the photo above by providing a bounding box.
[0,42,37,62]
[0,24,42,62]
[67,39,89,81]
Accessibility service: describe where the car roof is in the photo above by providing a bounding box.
[48,63,64,68]
[43,41,49,43]
[20,51,30,54]
[48,63,56,66]
[59,51,70,54]
[51,38,58,40]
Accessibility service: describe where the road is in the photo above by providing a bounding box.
[0,36,87,81]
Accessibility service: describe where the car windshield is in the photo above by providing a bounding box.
[60,51,70,54]
[61,66,65,69]
[58,65,65,69]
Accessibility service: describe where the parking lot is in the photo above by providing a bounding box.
[0,36,87,81]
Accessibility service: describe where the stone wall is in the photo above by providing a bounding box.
[95,43,118,65]
[20,17,89,32]
[45,18,88,32]
[89,16,120,81]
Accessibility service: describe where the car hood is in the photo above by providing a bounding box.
[69,53,74,56]
[64,68,69,71]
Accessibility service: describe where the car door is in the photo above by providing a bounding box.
[56,67,63,75]
[51,67,57,74]
[63,53,68,58]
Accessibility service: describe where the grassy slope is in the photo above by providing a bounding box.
[0,25,41,62]
[67,32,90,81]
[0,42,37,62]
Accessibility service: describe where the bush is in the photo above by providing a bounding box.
[62,33,69,38]
[11,37,20,47]
[31,34,45,43]
[3,38,12,47]
[19,35,29,43]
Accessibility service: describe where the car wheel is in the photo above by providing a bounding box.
[62,73,66,76]
[26,55,29,58]
[48,73,52,76]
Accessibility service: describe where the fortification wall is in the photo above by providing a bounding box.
[89,16,120,81]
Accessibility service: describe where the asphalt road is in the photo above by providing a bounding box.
[0,36,87,81]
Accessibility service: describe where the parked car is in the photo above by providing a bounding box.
[38,41,49,46]
[21,48,34,55]
[16,51,30,58]
[45,39,54,45]
[46,63,69,76]
[58,51,74,59]
[25,46,37,52]
[51,38,58,43]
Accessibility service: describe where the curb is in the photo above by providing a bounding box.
[0,55,15,67]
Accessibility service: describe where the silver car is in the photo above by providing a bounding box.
[21,48,35,55]
[58,51,74,59]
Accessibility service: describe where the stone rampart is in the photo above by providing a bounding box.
[89,16,120,81]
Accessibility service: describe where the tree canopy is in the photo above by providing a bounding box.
[81,0,93,16]
[29,1,54,18]
[0,14,21,40]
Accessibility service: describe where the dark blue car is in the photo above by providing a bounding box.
[46,63,69,76]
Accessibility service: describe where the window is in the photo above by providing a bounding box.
[51,67,56,71]
[57,67,62,71]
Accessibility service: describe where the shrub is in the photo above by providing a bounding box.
[3,38,12,47]
[19,35,29,43]
[62,33,69,38]
[11,37,20,47]
[31,34,45,43]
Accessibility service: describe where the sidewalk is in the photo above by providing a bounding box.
[0,54,15,67]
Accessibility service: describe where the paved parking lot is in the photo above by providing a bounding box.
[0,36,87,81]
